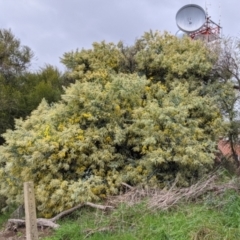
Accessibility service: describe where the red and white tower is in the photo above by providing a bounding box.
[176,4,221,42]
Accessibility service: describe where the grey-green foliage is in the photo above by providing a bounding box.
[0,29,65,145]
[0,29,34,143]
[0,72,224,217]
[0,29,33,81]
[0,31,230,217]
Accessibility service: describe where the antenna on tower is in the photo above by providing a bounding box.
[205,0,211,15]
[218,0,222,26]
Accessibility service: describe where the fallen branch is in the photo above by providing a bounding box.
[121,182,134,190]
[51,202,113,222]
[7,218,60,230]
[7,202,113,231]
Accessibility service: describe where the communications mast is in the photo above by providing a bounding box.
[175,4,221,42]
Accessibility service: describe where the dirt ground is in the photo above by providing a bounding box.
[0,227,53,240]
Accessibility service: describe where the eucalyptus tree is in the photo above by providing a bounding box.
[0,29,33,82]
[0,29,65,145]
[0,29,34,144]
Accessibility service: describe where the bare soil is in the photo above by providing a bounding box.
[0,226,53,240]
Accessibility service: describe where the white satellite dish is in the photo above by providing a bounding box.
[176,4,206,33]
[175,30,188,39]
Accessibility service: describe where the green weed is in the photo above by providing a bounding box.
[43,190,240,240]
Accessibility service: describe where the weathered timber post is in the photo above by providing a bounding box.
[24,182,38,240]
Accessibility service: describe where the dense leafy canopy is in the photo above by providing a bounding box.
[0,29,65,144]
[0,31,231,217]
[0,29,33,81]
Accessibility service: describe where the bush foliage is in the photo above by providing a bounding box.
[0,31,228,217]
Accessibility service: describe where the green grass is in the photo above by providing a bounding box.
[0,214,9,230]
[43,189,240,240]
[0,208,14,230]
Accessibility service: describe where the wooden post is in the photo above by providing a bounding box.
[24,182,38,240]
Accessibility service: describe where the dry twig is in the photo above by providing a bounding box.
[109,175,240,211]
[7,202,113,230]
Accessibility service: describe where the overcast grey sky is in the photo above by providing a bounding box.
[0,0,238,71]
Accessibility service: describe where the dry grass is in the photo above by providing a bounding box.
[108,174,240,210]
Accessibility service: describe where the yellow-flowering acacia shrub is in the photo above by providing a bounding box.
[0,74,144,216]
[61,31,215,87]
[0,73,224,217]
[0,31,228,217]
